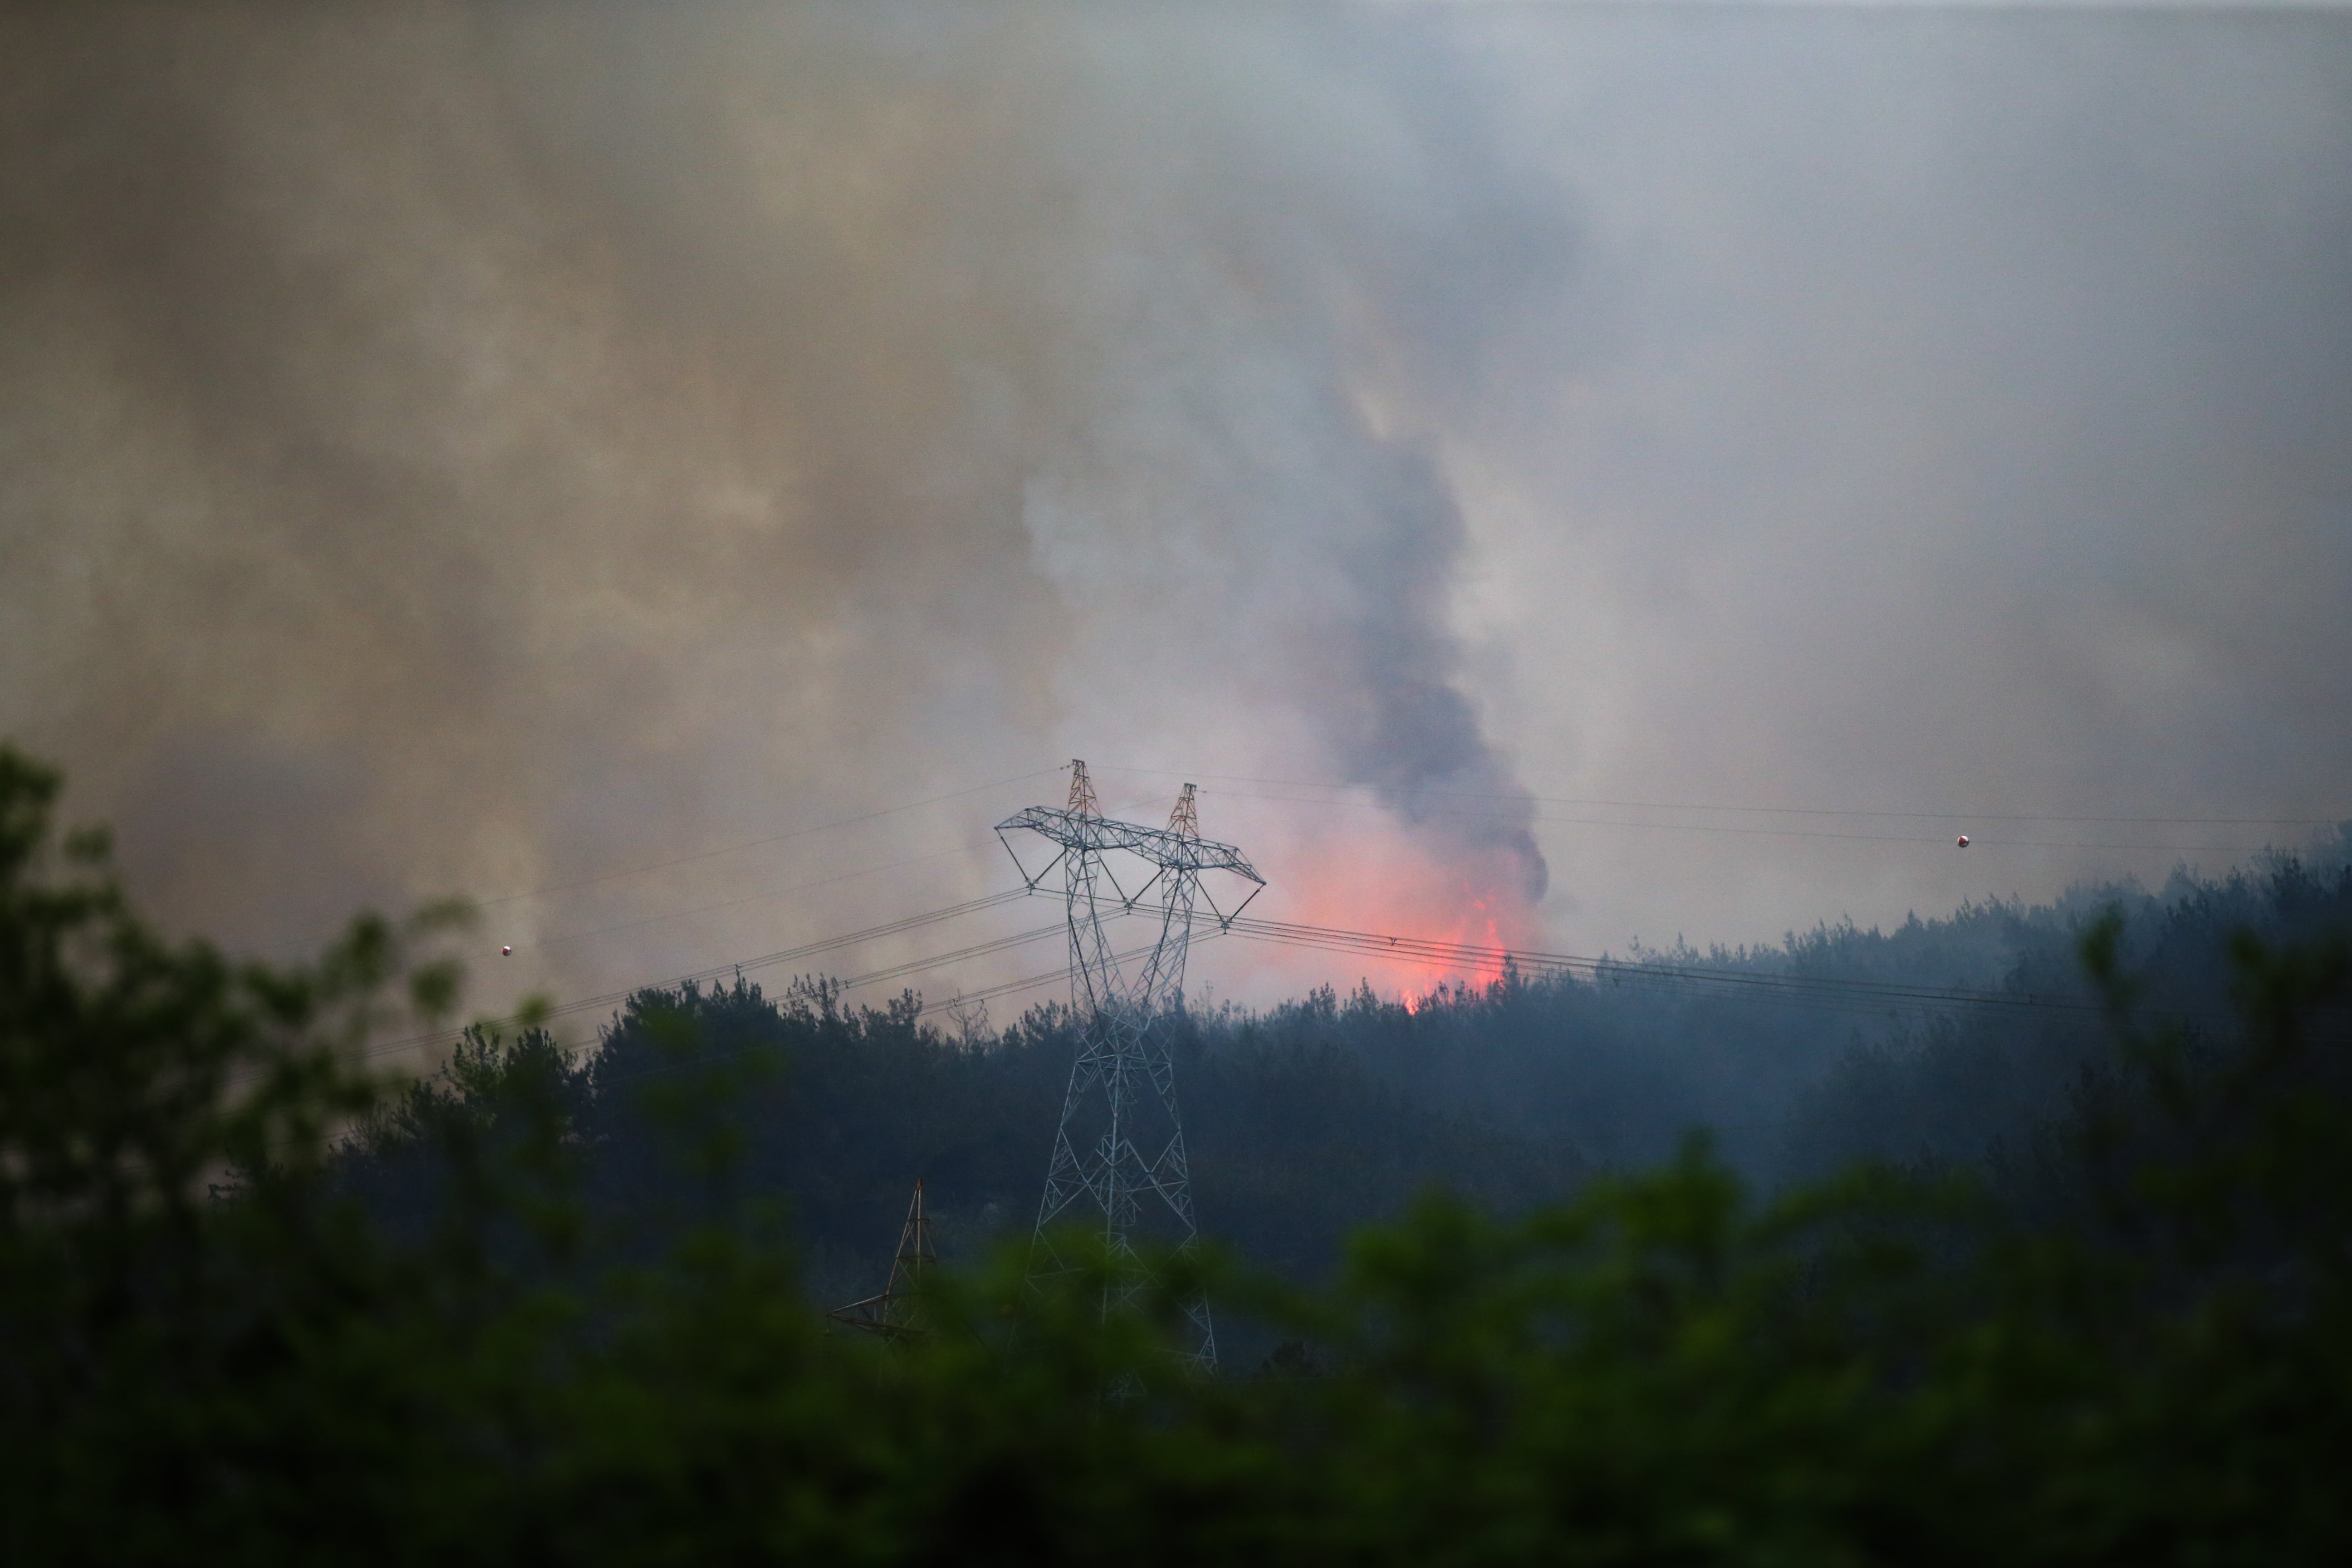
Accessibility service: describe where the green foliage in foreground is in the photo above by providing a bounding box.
[3,744,2348,1564]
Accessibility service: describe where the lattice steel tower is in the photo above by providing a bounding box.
[827,1179,936,1343]
[997,761,1264,1368]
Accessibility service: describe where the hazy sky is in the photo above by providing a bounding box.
[4,1,2347,1034]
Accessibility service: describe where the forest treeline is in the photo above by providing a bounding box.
[5,741,2349,1562]
[346,824,2352,1309]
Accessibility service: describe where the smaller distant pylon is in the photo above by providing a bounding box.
[828,1179,936,1343]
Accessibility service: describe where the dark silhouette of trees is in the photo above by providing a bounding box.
[5,742,2347,1563]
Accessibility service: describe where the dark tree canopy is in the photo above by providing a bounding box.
[4,742,2348,1564]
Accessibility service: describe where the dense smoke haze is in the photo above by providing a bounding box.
[4,1,2348,1036]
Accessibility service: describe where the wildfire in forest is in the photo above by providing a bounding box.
[1269,827,1543,1004]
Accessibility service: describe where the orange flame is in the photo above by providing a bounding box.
[1258,827,1543,1005]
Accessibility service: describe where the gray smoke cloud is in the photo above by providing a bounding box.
[1445,4,2352,953]
[0,1,1559,1007]
[3,2,2348,1022]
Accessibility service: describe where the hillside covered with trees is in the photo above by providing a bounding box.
[6,742,2349,1562]
[343,829,2352,1312]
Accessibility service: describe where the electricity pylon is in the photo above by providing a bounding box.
[828,1179,936,1343]
[996,761,1264,1368]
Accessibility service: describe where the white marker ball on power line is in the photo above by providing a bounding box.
[501,945,513,956]
[1955,835,1970,848]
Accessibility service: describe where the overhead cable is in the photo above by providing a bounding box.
[1088,762,2343,833]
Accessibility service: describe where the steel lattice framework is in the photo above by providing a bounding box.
[997,761,1264,1368]
[827,1179,935,1343]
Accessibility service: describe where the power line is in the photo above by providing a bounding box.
[249,790,1191,1084]
[1175,906,2251,1029]
[833,922,1069,994]
[253,880,2270,1161]
[260,911,1171,1146]
[477,789,1171,960]
[379,888,2180,1080]
[1202,906,2105,1013]
[280,862,2244,1096]
[564,931,1227,1112]
[935,932,1227,1010]
[487,838,1000,958]
[254,765,1067,962]
[353,889,1037,1065]
[480,896,2203,1120]
[574,884,2162,1036]
[288,920,1195,1133]
[1088,762,2344,833]
[1197,785,2283,853]
[468,767,1062,910]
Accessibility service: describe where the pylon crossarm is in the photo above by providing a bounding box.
[1124,866,1166,909]
[1094,856,1139,907]
[994,806,1262,883]
[829,1292,921,1341]
[1194,878,1264,931]
[998,831,1065,892]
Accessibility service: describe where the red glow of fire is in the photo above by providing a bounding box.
[1269,832,1542,1007]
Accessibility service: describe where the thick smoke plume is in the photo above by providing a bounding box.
[9,3,2352,1015]
[0,2,1557,1002]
